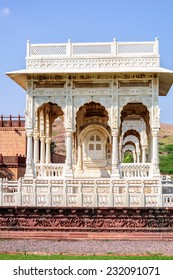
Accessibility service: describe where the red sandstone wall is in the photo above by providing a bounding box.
[0,116,26,179]
[0,166,17,180]
[0,128,26,156]
[18,167,26,179]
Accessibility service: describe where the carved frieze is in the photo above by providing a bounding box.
[29,74,66,80]
[33,82,65,88]
[72,89,111,96]
[0,207,173,232]
[32,90,66,96]
[29,73,154,81]
[26,57,159,70]
[117,73,153,79]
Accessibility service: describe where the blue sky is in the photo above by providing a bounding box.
[0,0,173,123]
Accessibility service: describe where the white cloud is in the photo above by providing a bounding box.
[1,7,10,16]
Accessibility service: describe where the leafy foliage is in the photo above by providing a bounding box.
[159,142,173,174]
[164,144,173,152]
[123,151,134,163]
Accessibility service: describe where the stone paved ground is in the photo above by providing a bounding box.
[0,240,173,255]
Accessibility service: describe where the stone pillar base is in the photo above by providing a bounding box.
[24,172,34,180]
[24,164,34,179]
[152,164,160,179]
[111,174,120,179]
[76,168,84,174]
[64,174,74,179]
[152,173,161,180]
[64,169,74,179]
[111,166,120,179]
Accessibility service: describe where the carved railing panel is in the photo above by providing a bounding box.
[113,194,126,206]
[30,44,67,56]
[28,41,158,58]
[120,163,152,178]
[145,195,159,207]
[163,195,173,207]
[1,177,172,207]
[117,42,155,54]
[35,164,64,178]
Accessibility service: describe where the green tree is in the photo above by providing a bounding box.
[123,151,134,163]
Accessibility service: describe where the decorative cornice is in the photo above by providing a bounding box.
[26,57,159,71]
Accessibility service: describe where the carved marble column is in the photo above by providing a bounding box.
[77,142,83,172]
[149,136,153,162]
[45,137,51,164]
[24,130,34,178]
[111,129,120,178]
[33,133,39,163]
[64,76,74,178]
[119,144,122,162]
[142,146,147,163]
[137,151,140,163]
[40,136,45,164]
[133,151,137,163]
[65,130,73,178]
[34,110,39,134]
[152,129,160,176]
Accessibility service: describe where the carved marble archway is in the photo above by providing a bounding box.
[122,145,136,163]
[74,97,112,128]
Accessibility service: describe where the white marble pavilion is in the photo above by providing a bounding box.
[4,38,173,208]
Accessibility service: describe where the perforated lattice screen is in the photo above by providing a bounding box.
[75,83,110,88]
[35,82,65,88]
[73,44,111,55]
[119,81,150,88]
[117,43,154,54]
[30,45,67,55]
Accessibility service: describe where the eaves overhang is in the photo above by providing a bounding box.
[6,67,173,96]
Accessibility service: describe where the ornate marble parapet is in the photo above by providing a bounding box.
[0,177,167,208]
[26,39,160,72]
[28,40,158,57]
